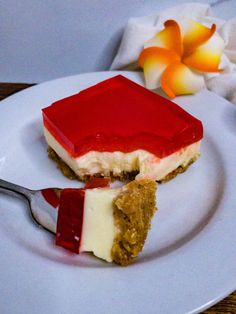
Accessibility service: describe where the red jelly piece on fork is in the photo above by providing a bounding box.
[56,188,85,254]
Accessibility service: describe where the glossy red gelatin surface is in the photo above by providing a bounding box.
[85,177,110,189]
[42,75,203,158]
[42,189,60,208]
[56,189,85,254]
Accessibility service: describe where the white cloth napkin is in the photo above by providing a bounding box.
[110,3,236,104]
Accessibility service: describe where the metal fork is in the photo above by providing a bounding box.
[0,178,60,233]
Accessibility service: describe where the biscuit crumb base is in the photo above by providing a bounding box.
[48,147,78,180]
[160,156,198,182]
[48,146,198,183]
[111,180,157,266]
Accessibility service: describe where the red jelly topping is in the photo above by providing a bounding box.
[42,75,203,158]
[42,189,60,208]
[56,189,85,254]
[85,177,110,189]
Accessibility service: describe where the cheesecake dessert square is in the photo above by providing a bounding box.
[42,75,203,182]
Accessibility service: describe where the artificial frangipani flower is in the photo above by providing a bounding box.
[138,19,224,98]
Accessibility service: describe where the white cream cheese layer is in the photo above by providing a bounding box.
[80,188,120,262]
[44,127,201,181]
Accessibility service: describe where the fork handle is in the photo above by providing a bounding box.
[0,178,32,200]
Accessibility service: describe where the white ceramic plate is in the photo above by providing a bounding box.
[0,71,236,314]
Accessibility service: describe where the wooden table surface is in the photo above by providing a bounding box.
[1,83,236,313]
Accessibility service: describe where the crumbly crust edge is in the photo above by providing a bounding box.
[111,180,157,266]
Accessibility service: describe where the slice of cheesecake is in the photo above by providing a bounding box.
[41,179,157,266]
[42,75,203,182]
